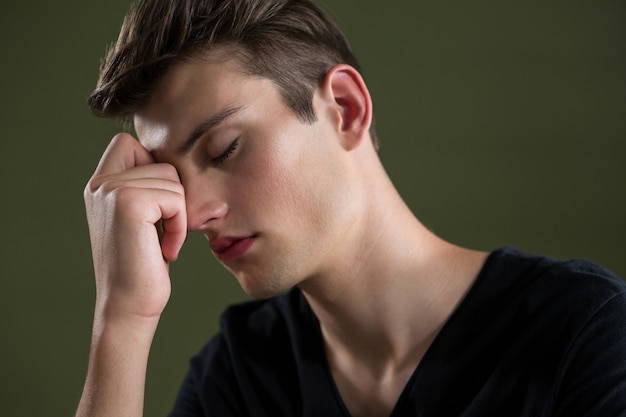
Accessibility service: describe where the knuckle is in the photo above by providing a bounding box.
[161,163,181,182]
[84,174,104,198]
[85,174,113,195]
[110,186,136,207]
[173,181,185,196]
[107,187,143,219]
[110,186,155,217]
[98,177,122,195]
[110,132,133,147]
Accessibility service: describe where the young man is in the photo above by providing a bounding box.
[76,0,626,416]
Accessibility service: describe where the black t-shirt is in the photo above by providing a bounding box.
[169,247,626,416]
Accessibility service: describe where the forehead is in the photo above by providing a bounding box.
[133,55,277,151]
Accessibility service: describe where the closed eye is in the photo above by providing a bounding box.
[212,139,239,166]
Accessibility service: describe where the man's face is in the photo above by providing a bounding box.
[134,57,358,298]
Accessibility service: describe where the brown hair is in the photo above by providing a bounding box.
[88,0,378,149]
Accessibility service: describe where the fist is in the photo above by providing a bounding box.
[84,133,187,319]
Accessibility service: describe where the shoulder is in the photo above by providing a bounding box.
[482,247,626,368]
[192,287,319,375]
[481,247,626,311]
[463,247,626,365]
[174,289,322,416]
[218,287,315,344]
[436,248,626,415]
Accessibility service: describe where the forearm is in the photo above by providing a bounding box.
[75,312,159,417]
[76,134,186,417]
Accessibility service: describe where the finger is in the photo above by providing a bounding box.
[95,166,183,195]
[153,193,188,262]
[99,178,184,198]
[160,210,188,262]
[105,163,181,184]
[114,186,187,262]
[93,132,155,177]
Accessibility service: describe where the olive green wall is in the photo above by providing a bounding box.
[1,1,624,415]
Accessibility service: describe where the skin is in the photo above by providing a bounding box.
[76,52,488,417]
[134,57,363,299]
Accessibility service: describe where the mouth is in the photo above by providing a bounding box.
[210,235,256,263]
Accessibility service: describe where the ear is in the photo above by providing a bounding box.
[320,64,373,151]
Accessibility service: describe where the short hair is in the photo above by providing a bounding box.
[88,0,378,149]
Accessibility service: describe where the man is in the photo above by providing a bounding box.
[75,0,626,416]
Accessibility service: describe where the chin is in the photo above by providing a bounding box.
[236,273,292,300]
[243,285,292,300]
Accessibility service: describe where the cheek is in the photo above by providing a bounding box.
[227,137,301,217]
[270,137,348,232]
[232,123,351,235]
[236,136,321,223]
[256,150,316,219]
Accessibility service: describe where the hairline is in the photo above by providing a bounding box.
[129,42,321,133]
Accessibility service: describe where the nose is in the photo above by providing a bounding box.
[183,172,229,232]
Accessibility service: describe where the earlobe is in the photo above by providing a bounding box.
[322,65,373,151]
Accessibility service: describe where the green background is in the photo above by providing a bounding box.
[1,1,624,415]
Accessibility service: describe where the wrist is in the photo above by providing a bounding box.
[92,302,161,341]
[78,307,158,417]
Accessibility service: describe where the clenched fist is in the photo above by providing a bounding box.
[84,132,187,320]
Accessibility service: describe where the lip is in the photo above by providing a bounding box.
[210,235,256,263]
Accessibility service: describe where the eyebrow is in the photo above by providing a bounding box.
[176,105,244,155]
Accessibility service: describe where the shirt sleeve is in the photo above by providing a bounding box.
[553,290,626,416]
[168,365,203,417]
[168,333,247,417]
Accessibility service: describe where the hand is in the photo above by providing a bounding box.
[84,132,187,321]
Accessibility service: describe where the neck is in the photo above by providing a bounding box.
[298,156,488,373]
